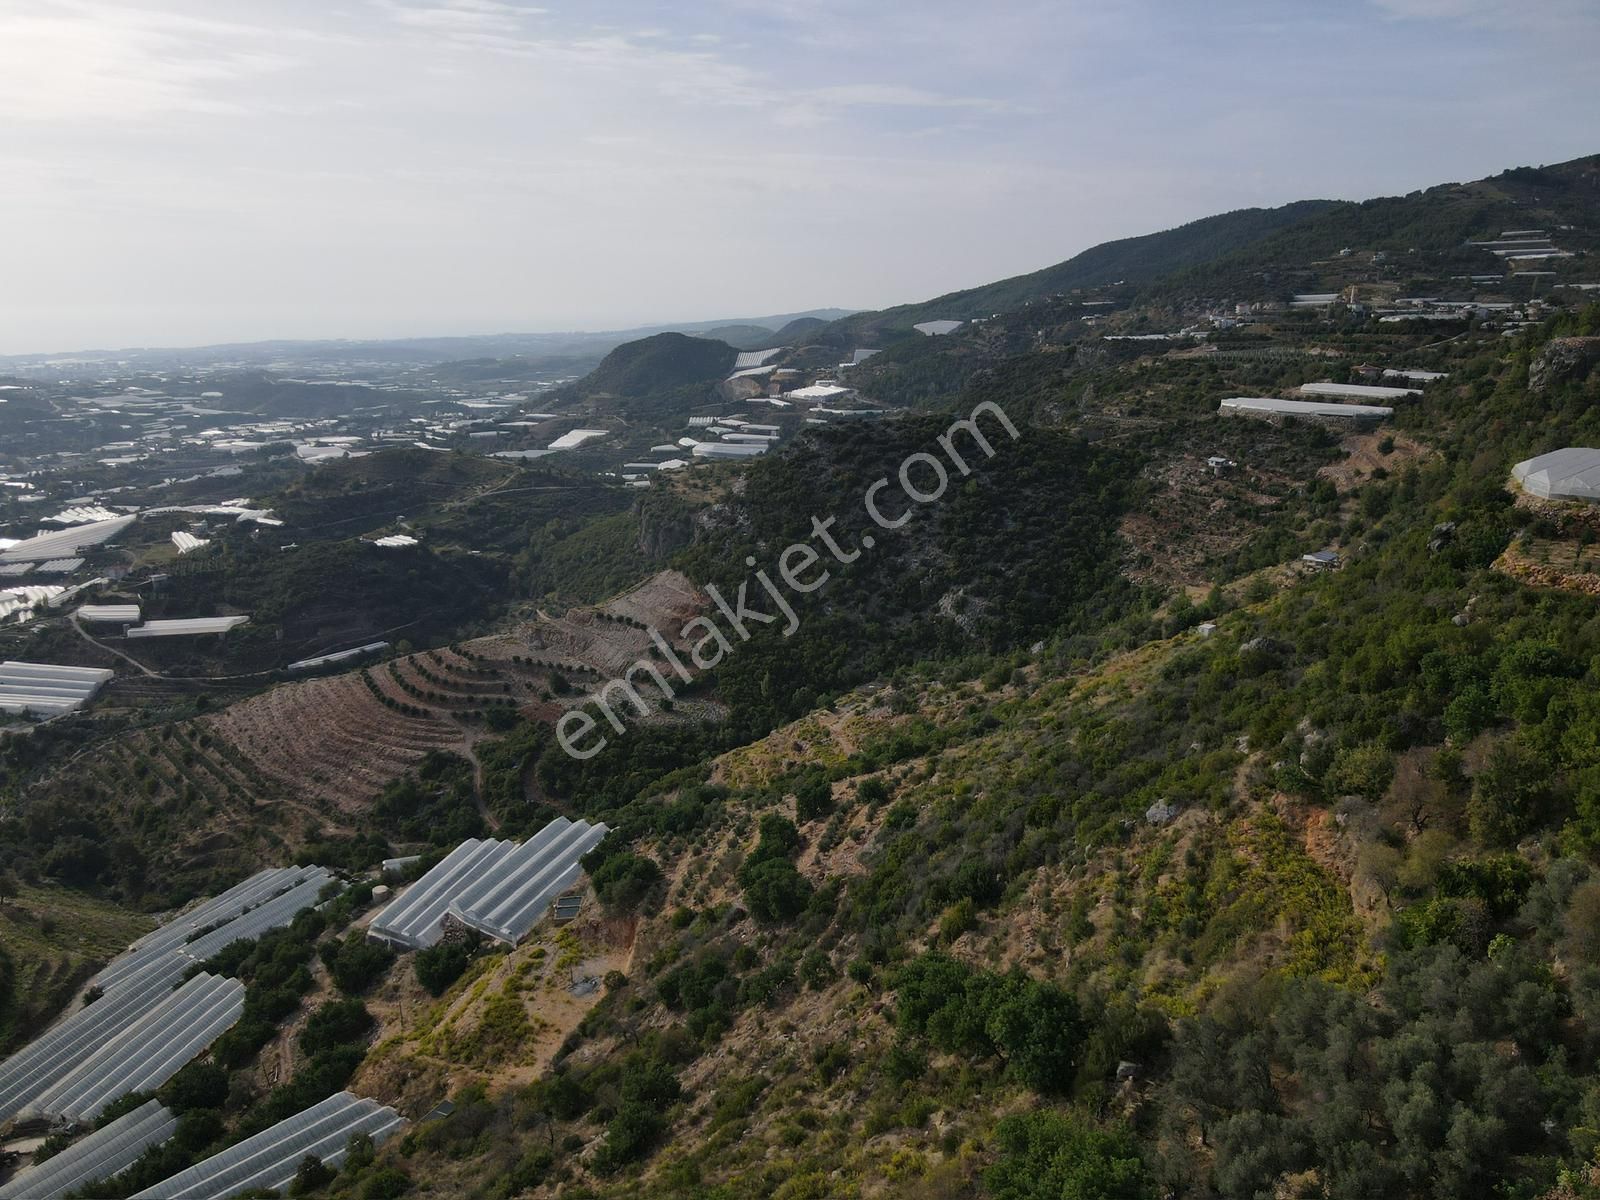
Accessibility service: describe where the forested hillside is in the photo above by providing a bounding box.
[812,200,1338,343]
[1152,155,1600,303]
[5,156,1600,1200]
[374,303,1600,1200]
[564,333,738,402]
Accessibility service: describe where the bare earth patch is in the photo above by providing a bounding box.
[1318,430,1430,494]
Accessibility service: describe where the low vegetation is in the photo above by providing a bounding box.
[5,162,1600,1200]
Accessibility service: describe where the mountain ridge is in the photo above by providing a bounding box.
[6,151,1600,1200]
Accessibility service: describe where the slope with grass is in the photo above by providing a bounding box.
[0,883,154,1054]
[7,159,1600,1200]
[366,306,1600,1200]
[564,333,739,402]
[1151,154,1600,303]
[809,199,1338,345]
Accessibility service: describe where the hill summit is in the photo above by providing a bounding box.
[566,332,737,399]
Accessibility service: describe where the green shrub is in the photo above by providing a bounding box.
[358,1166,412,1199]
[300,998,375,1058]
[415,937,479,996]
[740,858,813,923]
[320,933,395,995]
[986,1111,1153,1200]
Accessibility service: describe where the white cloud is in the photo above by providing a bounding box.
[0,4,300,122]
[1368,0,1600,34]
[379,0,546,35]
[0,0,1595,351]
[370,0,1010,117]
[805,84,1012,113]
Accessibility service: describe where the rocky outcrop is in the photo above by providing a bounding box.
[1241,636,1289,659]
[634,493,696,560]
[1529,337,1600,392]
[1495,543,1600,597]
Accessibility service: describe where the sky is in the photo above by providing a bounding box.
[1,0,1597,353]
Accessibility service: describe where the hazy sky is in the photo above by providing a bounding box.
[2,0,1596,353]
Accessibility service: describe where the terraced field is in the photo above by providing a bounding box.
[209,670,465,812]
[524,568,704,680]
[204,575,703,811]
[18,571,712,896]
[57,719,330,875]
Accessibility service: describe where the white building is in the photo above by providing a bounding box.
[784,383,853,401]
[78,604,141,624]
[0,661,114,717]
[0,515,137,563]
[546,429,607,451]
[127,616,250,638]
[691,442,768,459]
[1219,397,1392,425]
[1382,369,1448,384]
[1511,448,1600,502]
[1299,382,1421,401]
[732,348,783,369]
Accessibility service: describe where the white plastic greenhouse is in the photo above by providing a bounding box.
[1511,447,1600,502]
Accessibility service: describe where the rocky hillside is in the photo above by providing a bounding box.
[5,156,1600,1200]
[358,304,1600,1200]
